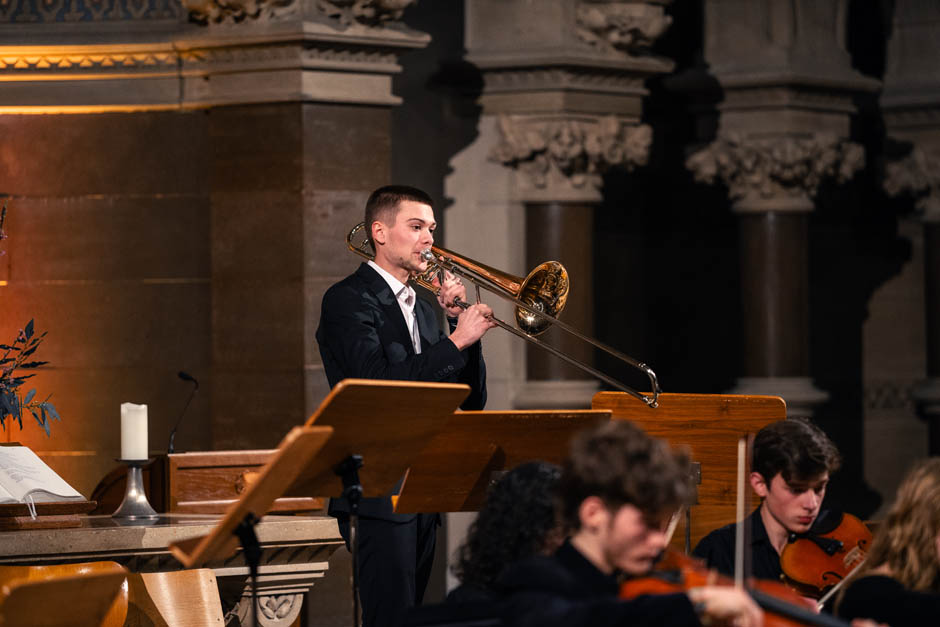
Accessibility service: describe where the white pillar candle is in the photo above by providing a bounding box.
[120,402,148,460]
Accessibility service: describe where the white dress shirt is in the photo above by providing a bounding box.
[368,260,422,354]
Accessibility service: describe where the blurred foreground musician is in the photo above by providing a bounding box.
[447,461,565,604]
[693,419,843,581]
[498,421,763,627]
[836,458,940,626]
[316,185,495,627]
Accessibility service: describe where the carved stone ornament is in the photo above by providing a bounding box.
[234,593,303,626]
[315,0,414,26]
[884,146,940,216]
[575,1,673,55]
[0,0,182,22]
[686,132,865,201]
[180,0,294,23]
[181,0,413,25]
[489,114,653,189]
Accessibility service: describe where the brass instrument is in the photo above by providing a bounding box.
[346,222,661,407]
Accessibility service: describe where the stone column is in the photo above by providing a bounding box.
[181,3,429,450]
[881,1,940,454]
[469,0,673,409]
[682,0,876,417]
[0,2,428,624]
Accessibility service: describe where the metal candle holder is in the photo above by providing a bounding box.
[111,459,158,520]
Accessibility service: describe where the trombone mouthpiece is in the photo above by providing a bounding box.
[420,249,434,262]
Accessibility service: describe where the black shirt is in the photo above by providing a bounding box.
[497,540,701,627]
[837,574,940,626]
[693,508,843,584]
[693,508,783,581]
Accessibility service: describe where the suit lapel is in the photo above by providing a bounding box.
[356,263,416,355]
[415,298,439,350]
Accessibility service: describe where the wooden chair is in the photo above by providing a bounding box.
[0,561,128,627]
[125,569,225,627]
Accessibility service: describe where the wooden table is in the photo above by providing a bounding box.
[0,514,343,627]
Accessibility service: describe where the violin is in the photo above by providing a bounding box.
[620,550,852,627]
[779,511,872,604]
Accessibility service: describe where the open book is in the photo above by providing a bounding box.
[0,445,84,505]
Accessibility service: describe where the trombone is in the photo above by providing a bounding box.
[346,222,661,408]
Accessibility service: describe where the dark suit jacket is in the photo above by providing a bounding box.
[316,262,487,521]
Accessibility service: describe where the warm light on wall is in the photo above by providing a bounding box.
[0,43,198,114]
[0,105,185,115]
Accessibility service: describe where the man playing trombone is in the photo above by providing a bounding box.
[316,184,496,627]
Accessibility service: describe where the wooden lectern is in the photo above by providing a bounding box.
[171,378,471,627]
[395,409,610,514]
[592,392,786,550]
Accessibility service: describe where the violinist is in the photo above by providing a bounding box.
[693,419,842,582]
[835,457,940,626]
[498,420,764,627]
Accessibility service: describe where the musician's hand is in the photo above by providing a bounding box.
[688,586,763,627]
[434,271,467,318]
[850,621,888,627]
[448,304,497,351]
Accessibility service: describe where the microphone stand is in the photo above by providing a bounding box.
[168,372,198,454]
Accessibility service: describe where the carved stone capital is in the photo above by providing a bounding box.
[181,0,415,25]
[181,0,294,23]
[489,114,652,194]
[575,1,672,56]
[884,146,940,221]
[686,132,865,210]
[315,0,414,26]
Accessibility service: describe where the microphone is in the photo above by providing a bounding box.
[168,371,199,454]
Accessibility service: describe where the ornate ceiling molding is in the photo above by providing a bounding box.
[0,0,181,22]
[489,114,652,191]
[686,132,865,208]
[575,1,672,56]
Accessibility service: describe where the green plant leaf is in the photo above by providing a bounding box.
[42,402,60,421]
[24,320,34,340]
[0,393,12,416]
[19,361,49,369]
[23,389,35,404]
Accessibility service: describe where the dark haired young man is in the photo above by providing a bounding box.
[316,185,497,627]
[693,418,843,581]
[499,421,763,627]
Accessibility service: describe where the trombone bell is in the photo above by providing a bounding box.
[515,261,568,335]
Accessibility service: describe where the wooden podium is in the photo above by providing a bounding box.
[394,409,610,514]
[592,391,786,549]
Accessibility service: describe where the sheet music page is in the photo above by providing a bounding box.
[0,446,84,503]
[0,481,17,504]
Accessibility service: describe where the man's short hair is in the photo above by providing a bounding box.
[558,421,693,531]
[752,418,841,485]
[364,185,433,250]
